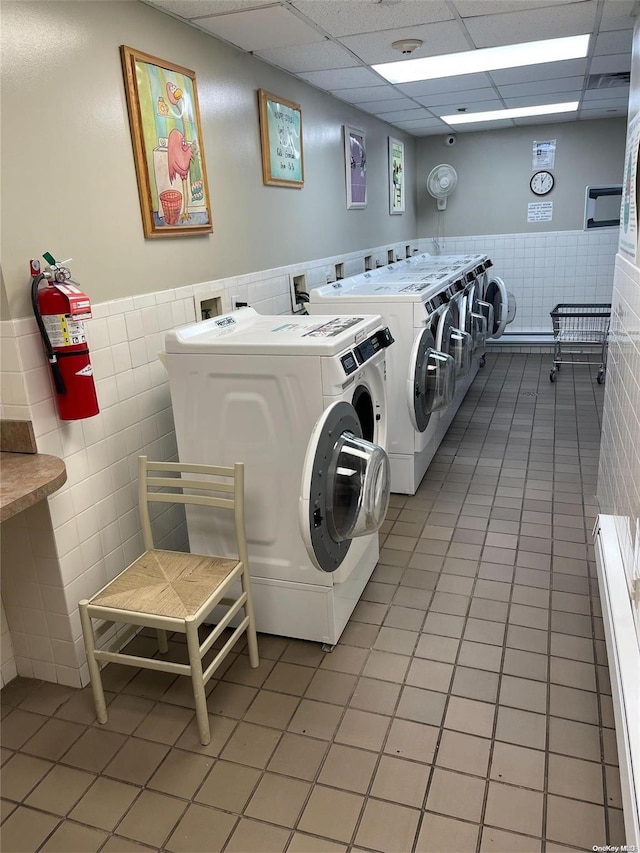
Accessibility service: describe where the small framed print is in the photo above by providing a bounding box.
[258,89,304,188]
[344,126,367,209]
[388,136,405,215]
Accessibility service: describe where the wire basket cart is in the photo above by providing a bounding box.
[549,303,611,384]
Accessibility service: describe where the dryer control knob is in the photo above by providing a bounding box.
[375,328,394,348]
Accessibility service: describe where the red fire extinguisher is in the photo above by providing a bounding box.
[30,253,99,421]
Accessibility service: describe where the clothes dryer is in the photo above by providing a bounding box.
[309,270,473,495]
[164,308,393,645]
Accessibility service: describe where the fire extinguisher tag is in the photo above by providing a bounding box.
[75,364,94,377]
[42,314,87,347]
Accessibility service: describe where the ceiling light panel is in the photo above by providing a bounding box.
[373,35,590,84]
[442,101,579,123]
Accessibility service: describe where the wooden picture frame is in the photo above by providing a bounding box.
[120,45,213,237]
[344,126,367,209]
[388,136,405,215]
[258,90,304,188]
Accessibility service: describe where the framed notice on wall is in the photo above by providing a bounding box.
[388,136,405,214]
[258,90,304,188]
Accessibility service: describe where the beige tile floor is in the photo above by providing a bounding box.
[0,353,625,853]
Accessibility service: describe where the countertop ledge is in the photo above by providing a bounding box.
[1,452,67,522]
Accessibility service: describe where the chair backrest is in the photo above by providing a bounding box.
[137,456,248,568]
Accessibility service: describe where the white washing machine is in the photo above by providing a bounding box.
[164,308,393,645]
[309,267,476,495]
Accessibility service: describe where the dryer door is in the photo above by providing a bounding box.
[484,277,509,338]
[299,401,391,573]
[407,328,456,432]
[435,308,473,378]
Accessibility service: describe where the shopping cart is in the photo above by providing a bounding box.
[549,303,611,384]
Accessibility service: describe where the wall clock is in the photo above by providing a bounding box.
[530,170,555,196]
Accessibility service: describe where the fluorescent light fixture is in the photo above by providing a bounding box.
[372,34,590,84]
[441,101,579,124]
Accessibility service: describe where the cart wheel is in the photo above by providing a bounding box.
[479,355,486,368]
[549,369,556,382]
[597,369,605,385]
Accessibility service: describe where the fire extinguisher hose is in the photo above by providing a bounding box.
[31,273,66,395]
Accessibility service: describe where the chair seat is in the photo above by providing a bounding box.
[90,549,240,619]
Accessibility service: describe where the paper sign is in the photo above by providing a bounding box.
[532,140,556,169]
[528,201,553,222]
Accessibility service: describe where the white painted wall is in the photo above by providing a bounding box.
[0,0,416,319]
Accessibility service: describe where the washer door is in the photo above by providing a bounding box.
[470,312,488,353]
[299,401,391,573]
[407,328,456,432]
[435,308,473,378]
[484,277,509,338]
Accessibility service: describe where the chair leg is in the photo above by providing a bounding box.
[157,629,169,654]
[185,619,210,745]
[79,601,108,725]
[240,568,260,669]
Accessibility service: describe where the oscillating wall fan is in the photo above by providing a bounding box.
[427,164,458,210]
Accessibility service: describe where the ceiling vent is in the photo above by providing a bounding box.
[586,72,631,89]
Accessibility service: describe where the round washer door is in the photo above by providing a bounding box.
[299,401,391,573]
[407,328,456,432]
[484,277,509,338]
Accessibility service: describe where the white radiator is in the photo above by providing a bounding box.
[593,515,640,849]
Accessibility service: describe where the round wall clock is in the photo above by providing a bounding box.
[530,170,555,196]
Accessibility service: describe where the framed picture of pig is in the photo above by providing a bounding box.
[120,45,213,237]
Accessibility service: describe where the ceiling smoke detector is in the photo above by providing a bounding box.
[392,39,423,55]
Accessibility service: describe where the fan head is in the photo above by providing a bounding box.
[427,164,458,210]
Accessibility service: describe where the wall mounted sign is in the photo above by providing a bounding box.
[389,137,405,214]
[532,139,556,170]
[527,201,553,222]
[344,126,367,209]
[120,45,213,238]
[258,90,304,188]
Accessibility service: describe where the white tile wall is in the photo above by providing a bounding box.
[421,229,618,333]
[597,253,640,636]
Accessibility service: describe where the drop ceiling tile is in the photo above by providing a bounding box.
[600,0,637,31]
[446,119,515,131]
[589,53,633,75]
[334,86,407,103]
[143,0,275,18]
[340,20,471,66]
[463,2,598,48]
[579,105,628,118]
[512,112,580,125]
[496,76,585,98]
[393,117,450,130]
[397,74,493,98]
[488,59,587,86]
[414,88,498,108]
[430,99,505,117]
[594,29,634,56]
[290,0,454,38]
[194,6,323,51]
[502,92,582,108]
[254,41,357,73]
[297,66,383,91]
[356,98,420,115]
[583,87,630,103]
[453,0,585,16]
[377,108,435,122]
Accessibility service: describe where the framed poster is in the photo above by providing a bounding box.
[258,90,304,188]
[120,45,212,237]
[389,136,405,215]
[344,126,367,209]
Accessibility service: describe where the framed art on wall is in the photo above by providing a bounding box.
[389,136,405,215]
[344,126,367,209]
[258,90,304,188]
[120,45,213,237]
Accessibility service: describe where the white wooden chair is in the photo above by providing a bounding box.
[79,456,259,745]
